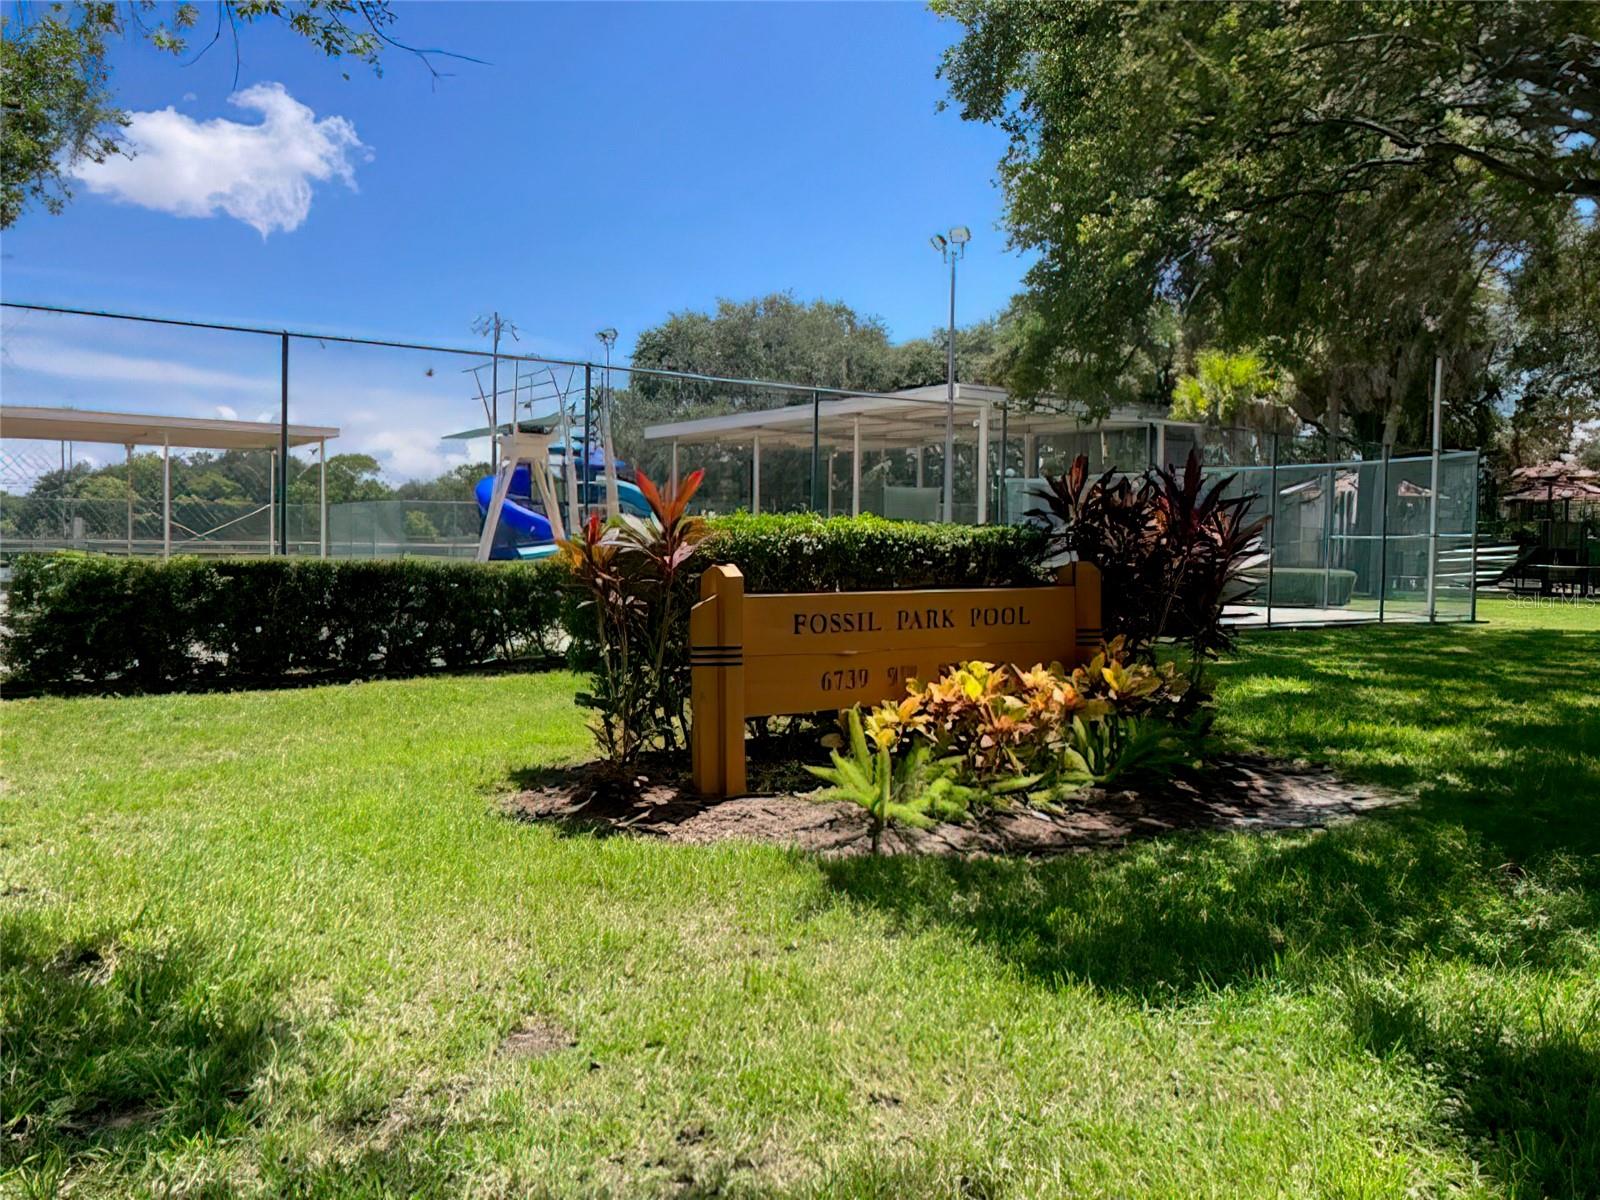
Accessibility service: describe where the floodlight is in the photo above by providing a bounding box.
[595,328,618,347]
[949,225,972,245]
[929,234,947,252]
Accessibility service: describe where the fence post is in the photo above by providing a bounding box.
[1469,452,1480,621]
[1267,433,1277,627]
[279,332,289,556]
[1378,443,1390,624]
[582,364,592,527]
[1321,436,1336,610]
[1426,355,1442,622]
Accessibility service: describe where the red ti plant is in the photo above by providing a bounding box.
[561,512,643,762]
[618,467,706,745]
[560,469,707,763]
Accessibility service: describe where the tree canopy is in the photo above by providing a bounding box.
[934,0,1600,454]
[627,292,1009,403]
[1,1,447,228]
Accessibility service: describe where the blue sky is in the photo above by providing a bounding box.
[2,2,1030,482]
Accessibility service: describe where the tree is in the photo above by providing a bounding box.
[629,292,1013,404]
[1504,213,1600,466]
[1,1,458,228]
[0,5,124,227]
[934,1,1598,442]
[287,453,389,504]
[891,316,1012,391]
[393,462,489,502]
[628,294,905,403]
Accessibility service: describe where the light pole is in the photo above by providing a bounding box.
[472,312,518,474]
[930,226,971,522]
[596,327,620,520]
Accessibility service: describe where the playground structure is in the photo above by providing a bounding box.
[446,369,650,561]
[468,424,649,561]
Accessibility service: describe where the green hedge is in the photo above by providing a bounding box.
[2,517,1051,693]
[2,554,567,692]
[695,513,1050,592]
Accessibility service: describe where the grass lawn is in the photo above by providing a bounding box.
[3,597,1596,1198]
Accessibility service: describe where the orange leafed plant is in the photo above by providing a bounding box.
[561,469,709,764]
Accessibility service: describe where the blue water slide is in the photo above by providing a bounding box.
[475,467,657,559]
[595,479,652,517]
[475,467,553,559]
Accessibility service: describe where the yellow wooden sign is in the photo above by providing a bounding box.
[689,561,1102,796]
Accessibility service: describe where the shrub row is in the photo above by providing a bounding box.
[696,513,1050,592]
[2,516,1052,693]
[1,554,568,692]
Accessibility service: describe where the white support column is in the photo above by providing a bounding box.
[1426,354,1442,621]
[976,403,991,525]
[751,434,761,514]
[162,435,171,559]
[1155,423,1167,472]
[915,445,924,488]
[1022,433,1037,480]
[533,458,565,543]
[670,440,680,491]
[125,443,134,554]
[318,439,328,558]
[827,452,836,517]
[475,446,517,562]
[268,449,276,557]
[851,417,862,517]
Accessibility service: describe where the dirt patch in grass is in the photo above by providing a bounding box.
[499,1017,577,1058]
[503,754,1407,859]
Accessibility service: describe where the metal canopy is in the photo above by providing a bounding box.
[0,405,339,450]
[441,407,568,440]
[641,383,1190,449]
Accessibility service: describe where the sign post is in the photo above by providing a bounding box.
[689,562,1102,797]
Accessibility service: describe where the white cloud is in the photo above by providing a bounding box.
[362,428,472,481]
[1,334,268,392]
[214,404,239,420]
[72,82,369,236]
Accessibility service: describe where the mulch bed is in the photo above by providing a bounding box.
[503,753,1407,859]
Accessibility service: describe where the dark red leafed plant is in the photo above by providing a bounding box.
[1147,453,1267,674]
[1029,449,1266,687]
